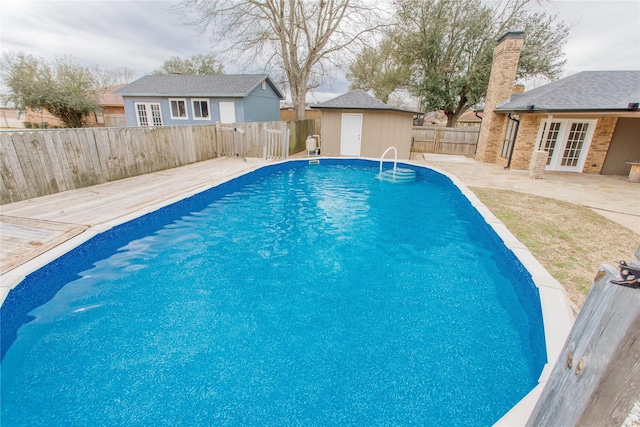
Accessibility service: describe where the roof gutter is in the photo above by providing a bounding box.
[496,108,640,114]
[117,93,249,98]
[309,106,424,115]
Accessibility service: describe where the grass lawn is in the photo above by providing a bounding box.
[471,187,639,310]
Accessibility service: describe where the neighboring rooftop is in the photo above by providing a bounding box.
[97,84,125,107]
[311,90,422,114]
[457,110,483,123]
[497,70,640,112]
[115,74,285,99]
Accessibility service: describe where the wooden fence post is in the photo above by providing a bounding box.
[526,248,640,426]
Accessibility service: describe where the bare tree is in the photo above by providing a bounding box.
[152,53,224,75]
[175,0,388,120]
[91,65,136,89]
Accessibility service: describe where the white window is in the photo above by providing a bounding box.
[192,99,210,120]
[169,98,188,120]
[135,102,162,127]
[535,118,597,172]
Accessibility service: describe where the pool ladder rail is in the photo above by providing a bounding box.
[378,147,417,183]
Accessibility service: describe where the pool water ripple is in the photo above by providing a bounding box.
[1,161,545,426]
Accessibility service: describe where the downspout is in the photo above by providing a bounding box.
[505,113,520,169]
[473,111,483,155]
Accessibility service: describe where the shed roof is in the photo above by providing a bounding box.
[496,70,640,113]
[311,90,422,114]
[115,74,285,99]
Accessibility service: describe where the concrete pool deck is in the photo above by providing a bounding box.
[0,153,636,425]
[414,153,640,234]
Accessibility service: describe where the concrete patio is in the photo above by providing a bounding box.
[413,153,640,234]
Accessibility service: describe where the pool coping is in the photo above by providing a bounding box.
[0,156,575,426]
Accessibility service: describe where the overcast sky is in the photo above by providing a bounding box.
[1,0,639,101]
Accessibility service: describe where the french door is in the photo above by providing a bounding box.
[536,119,597,172]
[135,102,162,127]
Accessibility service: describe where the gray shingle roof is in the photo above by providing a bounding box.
[115,74,285,99]
[311,90,422,114]
[497,70,640,112]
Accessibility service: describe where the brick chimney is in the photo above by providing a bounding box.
[475,31,524,163]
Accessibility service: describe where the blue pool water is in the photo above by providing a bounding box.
[1,159,546,426]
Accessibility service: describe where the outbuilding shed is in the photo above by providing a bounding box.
[310,90,422,159]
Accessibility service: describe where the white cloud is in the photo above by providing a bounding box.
[532,0,640,75]
[0,0,638,101]
[0,0,210,77]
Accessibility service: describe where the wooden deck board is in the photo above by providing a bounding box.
[0,157,269,275]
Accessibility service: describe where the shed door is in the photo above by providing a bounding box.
[219,101,236,123]
[340,113,362,156]
[601,118,640,175]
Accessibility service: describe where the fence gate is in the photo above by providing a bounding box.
[216,125,246,161]
[263,125,290,160]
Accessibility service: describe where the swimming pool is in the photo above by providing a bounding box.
[1,159,546,426]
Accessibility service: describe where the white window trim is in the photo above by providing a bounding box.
[535,118,598,172]
[134,102,162,127]
[192,98,211,121]
[169,98,188,120]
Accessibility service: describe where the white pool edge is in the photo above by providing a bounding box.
[422,163,574,427]
[1,157,575,425]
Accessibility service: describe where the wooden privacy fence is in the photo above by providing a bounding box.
[1,119,317,204]
[411,125,479,155]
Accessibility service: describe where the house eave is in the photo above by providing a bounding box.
[119,93,248,98]
[310,105,423,115]
[495,108,640,115]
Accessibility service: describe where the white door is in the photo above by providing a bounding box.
[536,119,597,172]
[219,101,236,123]
[340,114,362,156]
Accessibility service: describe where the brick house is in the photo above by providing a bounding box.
[88,84,126,127]
[18,85,126,128]
[476,31,640,175]
[456,110,483,128]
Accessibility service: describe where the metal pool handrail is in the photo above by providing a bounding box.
[379,146,398,175]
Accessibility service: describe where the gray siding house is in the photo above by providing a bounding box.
[115,74,285,127]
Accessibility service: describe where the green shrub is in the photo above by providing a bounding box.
[23,121,32,128]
